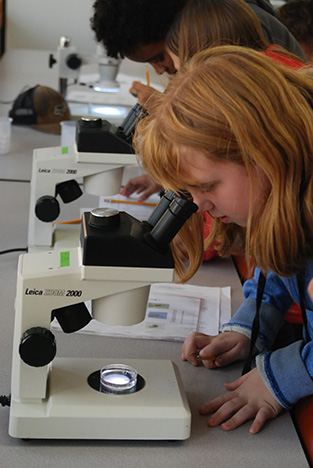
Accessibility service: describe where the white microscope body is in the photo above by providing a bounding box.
[10,196,198,440]
[49,36,120,97]
[28,110,147,251]
[28,144,137,250]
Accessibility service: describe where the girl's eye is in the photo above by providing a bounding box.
[200,183,216,193]
[151,55,164,63]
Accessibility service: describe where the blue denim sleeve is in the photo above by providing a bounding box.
[257,341,313,408]
[223,267,293,351]
[223,266,313,408]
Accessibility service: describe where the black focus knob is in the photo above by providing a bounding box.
[55,179,83,203]
[49,53,57,68]
[19,327,57,367]
[89,207,121,228]
[66,53,82,70]
[35,195,60,222]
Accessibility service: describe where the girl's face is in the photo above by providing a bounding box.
[126,41,177,76]
[179,147,270,227]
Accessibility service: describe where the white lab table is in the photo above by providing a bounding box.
[0,49,309,467]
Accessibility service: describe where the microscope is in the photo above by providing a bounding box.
[49,37,120,97]
[9,191,198,440]
[28,104,146,251]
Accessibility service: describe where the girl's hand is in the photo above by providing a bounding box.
[120,175,161,202]
[129,81,161,109]
[200,368,283,434]
[181,331,250,368]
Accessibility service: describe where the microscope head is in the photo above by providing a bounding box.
[80,192,198,268]
[77,192,198,326]
[75,106,146,196]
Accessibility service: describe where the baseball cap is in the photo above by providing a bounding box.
[9,85,72,134]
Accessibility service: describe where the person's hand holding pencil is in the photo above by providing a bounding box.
[145,66,150,86]
[181,330,251,369]
[129,66,161,110]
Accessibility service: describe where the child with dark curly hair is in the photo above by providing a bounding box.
[91,0,305,81]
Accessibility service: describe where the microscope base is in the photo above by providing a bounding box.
[9,358,191,440]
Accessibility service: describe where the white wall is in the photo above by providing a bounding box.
[7,0,96,54]
[4,0,170,87]
[6,0,285,54]
[5,0,164,84]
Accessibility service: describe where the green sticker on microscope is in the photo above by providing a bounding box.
[61,147,69,154]
[60,251,70,267]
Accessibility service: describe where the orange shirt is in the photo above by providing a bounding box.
[263,45,305,70]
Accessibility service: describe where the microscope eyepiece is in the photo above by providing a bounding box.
[145,197,198,252]
[147,190,176,228]
[118,103,147,140]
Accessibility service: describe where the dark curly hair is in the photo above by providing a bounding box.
[91,0,187,58]
[275,0,313,45]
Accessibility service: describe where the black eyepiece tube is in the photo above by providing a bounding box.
[147,190,176,227]
[146,197,198,251]
[119,103,146,138]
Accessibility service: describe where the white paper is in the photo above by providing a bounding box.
[66,72,165,107]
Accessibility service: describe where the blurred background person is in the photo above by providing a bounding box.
[276,0,313,63]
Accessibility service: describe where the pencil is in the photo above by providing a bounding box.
[53,219,81,225]
[196,354,216,362]
[145,67,150,86]
[103,198,157,207]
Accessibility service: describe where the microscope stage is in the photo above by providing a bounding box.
[9,358,191,440]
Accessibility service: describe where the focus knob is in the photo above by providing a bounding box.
[49,53,56,68]
[66,53,82,70]
[19,327,57,367]
[35,195,60,222]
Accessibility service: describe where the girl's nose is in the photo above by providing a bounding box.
[151,62,166,75]
[190,192,214,213]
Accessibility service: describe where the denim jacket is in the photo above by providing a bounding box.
[223,265,313,409]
